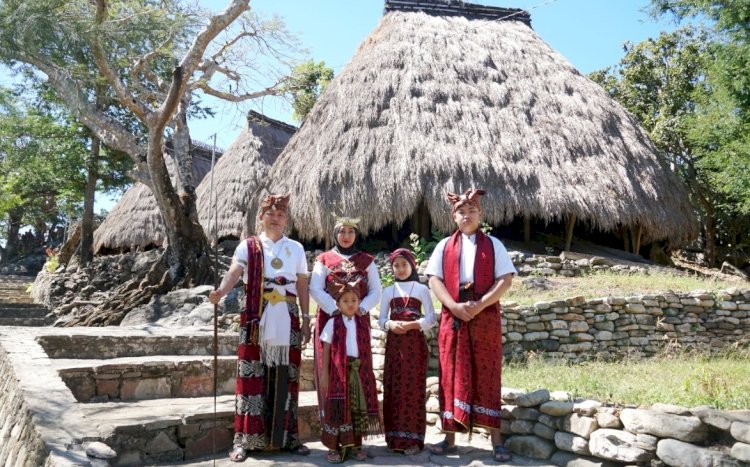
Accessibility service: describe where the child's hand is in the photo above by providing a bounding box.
[452,303,474,322]
[466,300,482,317]
[391,321,408,334]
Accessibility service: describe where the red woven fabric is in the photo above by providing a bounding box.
[438,230,503,432]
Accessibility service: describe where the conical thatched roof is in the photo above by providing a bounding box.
[93,142,221,254]
[252,0,697,246]
[196,112,296,243]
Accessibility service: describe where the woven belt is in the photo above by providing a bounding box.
[264,276,296,286]
[263,289,297,305]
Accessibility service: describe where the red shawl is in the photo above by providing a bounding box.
[326,314,381,438]
[443,230,495,300]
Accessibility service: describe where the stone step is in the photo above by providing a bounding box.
[80,391,321,465]
[55,355,238,402]
[0,316,52,326]
[0,296,34,304]
[0,304,49,318]
[37,334,240,359]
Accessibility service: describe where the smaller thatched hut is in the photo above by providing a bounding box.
[93,141,221,254]
[195,111,296,245]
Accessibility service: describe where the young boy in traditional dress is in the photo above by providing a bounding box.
[379,248,436,455]
[319,280,381,463]
[425,188,516,463]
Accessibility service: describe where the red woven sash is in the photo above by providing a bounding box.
[243,236,265,344]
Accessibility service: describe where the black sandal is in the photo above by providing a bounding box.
[493,445,512,462]
[288,444,310,456]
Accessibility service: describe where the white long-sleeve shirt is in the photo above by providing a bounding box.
[378,281,436,333]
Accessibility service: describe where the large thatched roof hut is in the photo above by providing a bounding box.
[196,111,296,243]
[93,141,221,254]
[252,0,697,251]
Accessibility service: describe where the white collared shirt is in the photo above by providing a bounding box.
[319,316,359,358]
[232,233,308,294]
[424,233,516,282]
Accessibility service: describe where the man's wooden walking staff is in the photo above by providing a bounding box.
[208,134,219,467]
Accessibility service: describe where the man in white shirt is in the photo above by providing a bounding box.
[425,188,516,463]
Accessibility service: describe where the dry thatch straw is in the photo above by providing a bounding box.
[252,2,698,246]
[93,143,219,254]
[196,112,296,243]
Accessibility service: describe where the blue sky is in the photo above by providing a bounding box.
[191,0,678,150]
[1,1,678,212]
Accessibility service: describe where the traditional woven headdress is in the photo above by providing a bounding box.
[326,276,362,301]
[258,194,290,219]
[332,213,361,229]
[446,188,486,214]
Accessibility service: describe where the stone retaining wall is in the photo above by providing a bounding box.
[363,288,750,370]
[428,387,750,465]
[498,288,750,361]
[298,288,750,396]
[0,346,48,466]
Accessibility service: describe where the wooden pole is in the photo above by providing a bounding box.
[632,225,642,255]
[524,216,531,243]
[564,214,576,252]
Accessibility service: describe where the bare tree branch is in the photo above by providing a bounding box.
[156,0,250,129]
[193,77,286,102]
[90,0,151,121]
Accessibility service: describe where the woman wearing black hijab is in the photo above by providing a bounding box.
[309,215,382,422]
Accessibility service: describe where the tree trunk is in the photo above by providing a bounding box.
[1,209,22,262]
[147,116,211,288]
[705,204,716,267]
[79,134,100,266]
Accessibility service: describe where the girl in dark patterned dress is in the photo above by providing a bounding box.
[319,281,381,463]
[378,248,436,455]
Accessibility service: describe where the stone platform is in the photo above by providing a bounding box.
[0,325,326,466]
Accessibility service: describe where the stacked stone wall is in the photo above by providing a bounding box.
[364,288,750,375]
[0,347,48,466]
[426,387,750,465]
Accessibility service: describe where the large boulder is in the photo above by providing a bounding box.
[656,439,739,467]
[588,429,653,463]
[620,408,708,442]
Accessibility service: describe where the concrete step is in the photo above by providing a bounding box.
[55,355,238,402]
[81,391,321,465]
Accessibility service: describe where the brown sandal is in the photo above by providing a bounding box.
[326,450,343,464]
[404,445,421,455]
[353,447,367,461]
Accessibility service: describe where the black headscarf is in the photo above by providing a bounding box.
[332,224,361,256]
[389,248,420,282]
